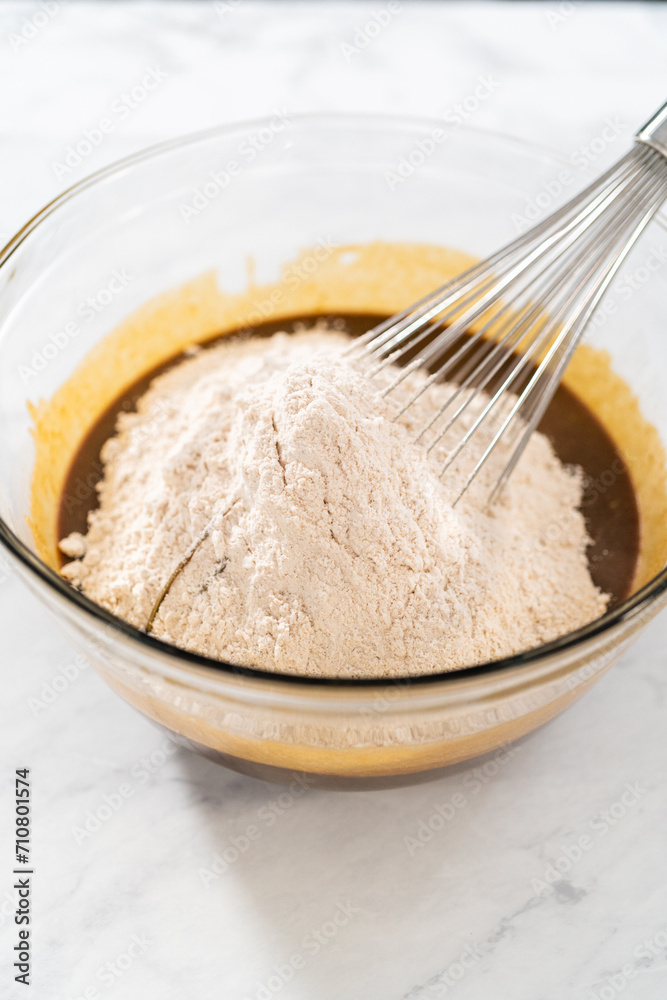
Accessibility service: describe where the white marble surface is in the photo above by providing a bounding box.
[1,2,667,998]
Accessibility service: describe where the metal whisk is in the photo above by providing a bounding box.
[346,101,667,505]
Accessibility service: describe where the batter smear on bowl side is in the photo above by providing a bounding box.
[58,320,619,679]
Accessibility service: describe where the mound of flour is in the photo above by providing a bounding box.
[60,327,607,677]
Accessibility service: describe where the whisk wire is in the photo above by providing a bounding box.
[453,157,667,502]
[368,151,653,412]
[353,111,667,505]
[406,153,664,459]
[345,149,650,363]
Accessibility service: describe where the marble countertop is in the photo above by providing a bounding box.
[1,3,667,998]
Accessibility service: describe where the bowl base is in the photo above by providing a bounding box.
[168,729,480,790]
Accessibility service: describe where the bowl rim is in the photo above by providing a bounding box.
[2,110,666,690]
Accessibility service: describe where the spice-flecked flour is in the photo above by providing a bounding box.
[60,325,608,678]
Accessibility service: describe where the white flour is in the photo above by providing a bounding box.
[60,326,608,678]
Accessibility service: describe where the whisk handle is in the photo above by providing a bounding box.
[635,100,667,159]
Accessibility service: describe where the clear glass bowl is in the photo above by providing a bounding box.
[1,114,666,789]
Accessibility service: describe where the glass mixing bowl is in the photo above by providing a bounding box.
[1,114,666,789]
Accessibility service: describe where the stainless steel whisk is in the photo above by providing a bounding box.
[346,102,667,505]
